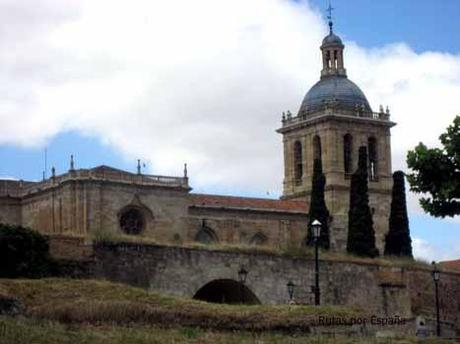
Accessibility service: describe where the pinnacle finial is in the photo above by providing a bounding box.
[326,0,334,33]
[184,163,188,178]
[70,154,75,171]
[137,159,141,175]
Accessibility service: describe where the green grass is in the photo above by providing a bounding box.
[0,316,454,344]
[0,278,363,332]
[1,279,456,343]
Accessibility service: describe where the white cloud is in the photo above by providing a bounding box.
[0,0,459,212]
[412,237,459,262]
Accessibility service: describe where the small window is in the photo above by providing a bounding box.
[294,141,303,183]
[119,208,144,235]
[195,226,218,244]
[343,134,353,175]
[249,233,268,246]
[313,135,322,162]
[368,137,378,181]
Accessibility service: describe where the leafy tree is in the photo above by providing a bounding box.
[306,158,330,249]
[0,224,54,278]
[347,146,379,257]
[407,115,460,217]
[384,171,413,257]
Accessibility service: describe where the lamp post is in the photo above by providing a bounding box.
[311,219,321,306]
[431,261,441,337]
[287,281,295,302]
[238,266,248,304]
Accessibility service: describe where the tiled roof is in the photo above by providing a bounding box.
[190,194,308,213]
[440,259,460,271]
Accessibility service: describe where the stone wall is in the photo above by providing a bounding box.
[187,207,308,249]
[88,242,460,333]
[0,197,21,226]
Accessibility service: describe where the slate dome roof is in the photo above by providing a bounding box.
[322,32,343,46]
[298,76,372,115]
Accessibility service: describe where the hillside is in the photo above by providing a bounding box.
[0,278,452,343]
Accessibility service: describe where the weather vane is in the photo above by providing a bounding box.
[326,0,334,33]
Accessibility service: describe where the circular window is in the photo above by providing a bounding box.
[119,208,144,235]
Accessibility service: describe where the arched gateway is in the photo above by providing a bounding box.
[193,279,261,305]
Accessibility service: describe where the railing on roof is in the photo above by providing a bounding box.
[0,169,188,197]
[281,107,391,127]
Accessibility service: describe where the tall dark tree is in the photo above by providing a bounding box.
[347,146,379,257]
[384,171,413,257]
[306,158,330,249]
[407,115,460,217]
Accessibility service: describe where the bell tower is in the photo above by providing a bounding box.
[277,20,396,252]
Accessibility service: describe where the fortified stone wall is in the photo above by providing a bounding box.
[87,242,460,333]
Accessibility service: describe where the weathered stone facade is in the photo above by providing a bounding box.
[0,167,308,249]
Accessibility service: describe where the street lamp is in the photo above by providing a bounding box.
[238,266,248,304]
[287,281,295,302]
[431,261,441,337]
[311,219,321,306]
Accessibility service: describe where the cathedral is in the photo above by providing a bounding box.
[0,23,395,253]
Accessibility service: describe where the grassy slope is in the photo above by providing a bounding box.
[0,278,361,332]
[1,278,456,344]
[1,316,454,344]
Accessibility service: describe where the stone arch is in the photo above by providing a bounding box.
[368,136,378,180]
[195,226,218,244]
[193,279,260,304]
[249,232,268,246]
[313,135,322,162]
[293,140,303,183]
[343,133,353,175]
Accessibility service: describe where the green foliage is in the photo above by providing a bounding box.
[306,159,330,249]
[384,171,413,257]
[406,115,460,217]
[346,147,379,258]
[0,224,55,278]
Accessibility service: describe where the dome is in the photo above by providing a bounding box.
[322,33,343,46]
[298,76,372,115]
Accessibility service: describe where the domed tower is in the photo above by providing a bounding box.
[277,21,395,252]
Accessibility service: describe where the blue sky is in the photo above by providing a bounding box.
[308,0,460,54]
[0,0,458,261]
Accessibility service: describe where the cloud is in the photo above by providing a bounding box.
[0,0,459,211]
[412,237,459,262]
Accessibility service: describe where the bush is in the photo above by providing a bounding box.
[0,224,55,278]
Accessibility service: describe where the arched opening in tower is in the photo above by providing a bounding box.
[193,279,261,305]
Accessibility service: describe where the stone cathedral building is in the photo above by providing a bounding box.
[0,25,395,253]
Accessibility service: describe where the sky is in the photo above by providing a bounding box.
[0,0,458,261]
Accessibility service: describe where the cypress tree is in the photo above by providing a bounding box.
[306,158,330,249]
[384,171,413,257]
[347,146,379,257]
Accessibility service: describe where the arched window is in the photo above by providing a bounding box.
[294,141,303,183]
[119,207,145,235]
[368,137,378,181]
[343,134,353,175]
[313,135,322,162]
[195,226,218,244]
[249,233,268,246]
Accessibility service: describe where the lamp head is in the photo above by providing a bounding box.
[311,219,322,239]
[238,266,248,284]
[287,280,295,299]
[432,261,440,282]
